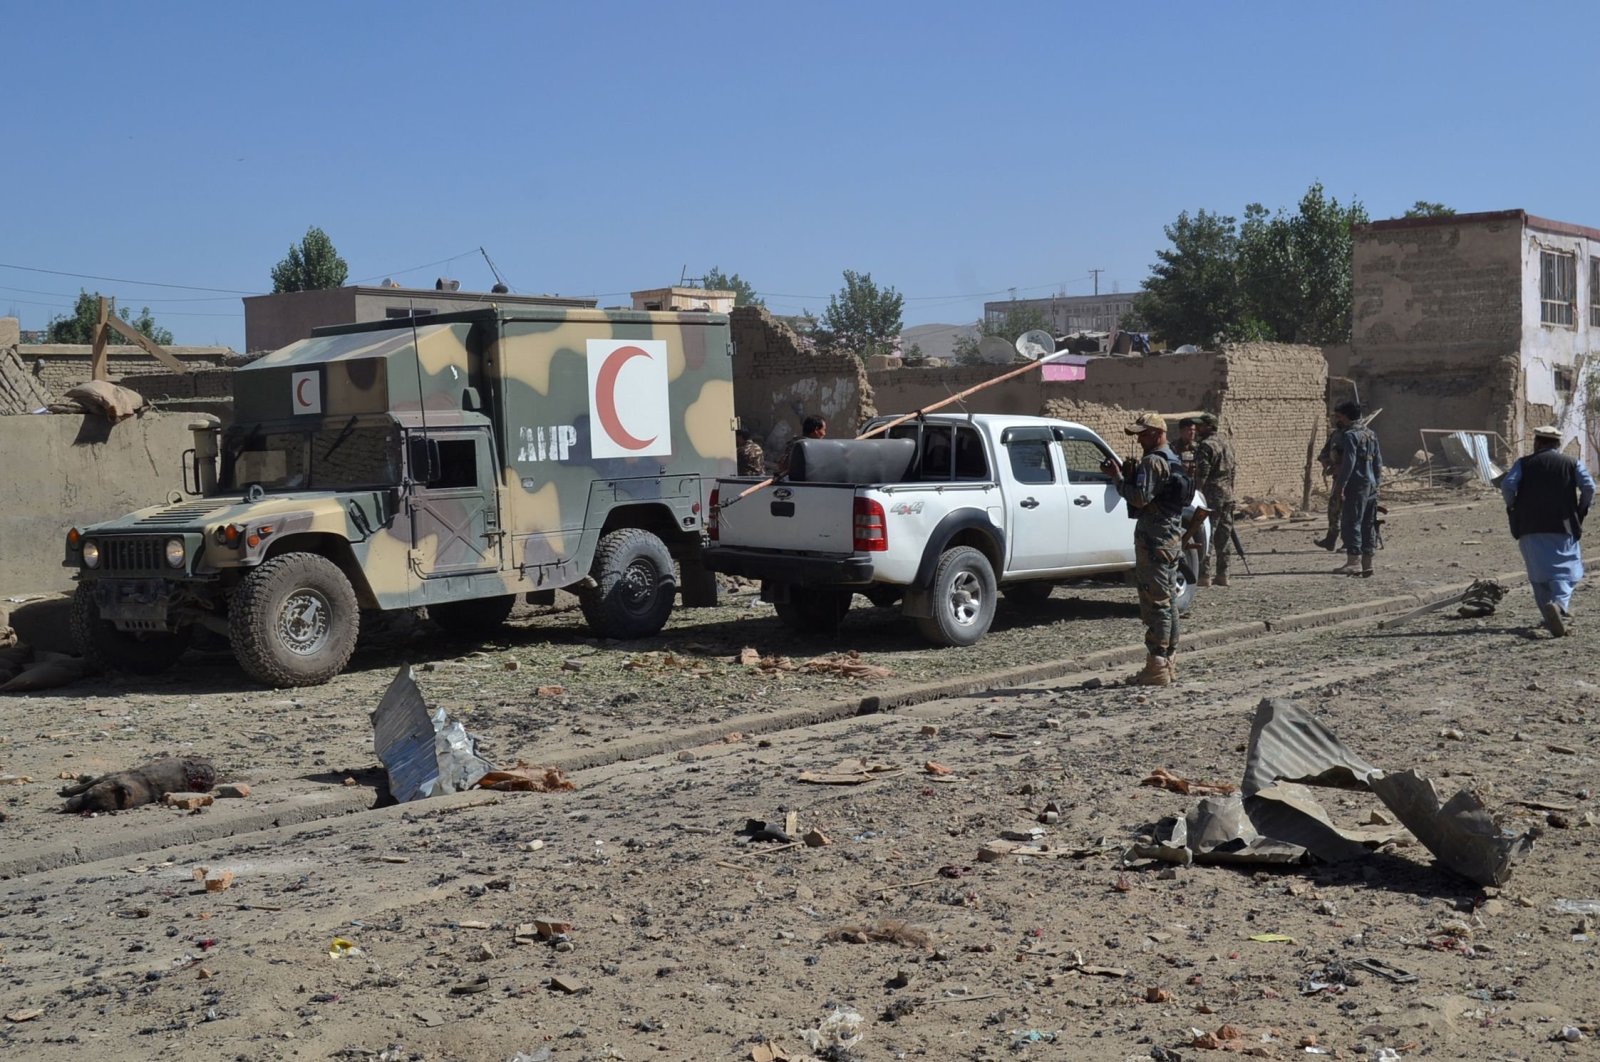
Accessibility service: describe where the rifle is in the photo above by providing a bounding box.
[1229,526,1253,574]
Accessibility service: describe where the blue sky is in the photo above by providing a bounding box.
[5,1,1597,350]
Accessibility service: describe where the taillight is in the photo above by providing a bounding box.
[707,488,720,541]
[853,497,887,552]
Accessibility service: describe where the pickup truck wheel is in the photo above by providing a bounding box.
[429,595,517,638]
[229,552,360,687]
[578,529,676,639]
[915,546,997,647]
[70,583,192,675]
[1175,555,1198,616]
[774,587,853,632]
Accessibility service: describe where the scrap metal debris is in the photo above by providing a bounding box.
[371,666,493,801]
[1132,698,1533,886]
[1456,578,1508,618]
[60,756,216,813]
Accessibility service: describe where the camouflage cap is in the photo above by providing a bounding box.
[1196,412,1218,428]
[1124,412,1167,435]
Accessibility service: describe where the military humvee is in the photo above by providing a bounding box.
[65,307,735,686]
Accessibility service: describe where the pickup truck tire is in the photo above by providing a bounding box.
[915,546,997,647]
[229,552,360,687]
[774,587,853,632]
[1175,555,1198,616]
[578,528,676,639]
[429,594,517,637]
[71,583,192,675]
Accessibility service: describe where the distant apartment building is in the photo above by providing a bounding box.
[1350,209,1600,466]
[982,292,1139,335]
[630,287,735,314]
[242,283,597,353]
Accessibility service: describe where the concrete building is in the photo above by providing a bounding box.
[982,292,1138,336]
[629,287,735,313]
[1350,210,1599,467]
[242,285,597,353]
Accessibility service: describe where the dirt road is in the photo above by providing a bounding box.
[5,492,1594,1060]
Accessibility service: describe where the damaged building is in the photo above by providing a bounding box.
[1348,209,1599,469]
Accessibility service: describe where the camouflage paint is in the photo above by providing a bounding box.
[69,307,736,617]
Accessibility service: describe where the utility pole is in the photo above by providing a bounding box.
[1088,268,1104,296]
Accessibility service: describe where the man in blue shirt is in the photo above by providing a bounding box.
[1501,425,1595,636]
[1332,401,1383,577]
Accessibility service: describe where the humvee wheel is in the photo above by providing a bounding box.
[578,529,676,640]
[230,552,359,687]
[70,583,192,676]
[429,594,517,638]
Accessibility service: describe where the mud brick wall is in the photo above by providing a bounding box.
[1213,343,1331,498]
[730,307,875,455]
[19,346,235,397]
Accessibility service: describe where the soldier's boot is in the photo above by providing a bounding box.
[1129,654,1173,687]
[1360,553,1374,579]
[1313,533,1338,551]
[1213,556,1230,587]
[1166,653,1178,682]
[1333,556,1361,575]
[1197,573,1212,588]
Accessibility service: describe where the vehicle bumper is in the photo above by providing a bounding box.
[704,546,875,585]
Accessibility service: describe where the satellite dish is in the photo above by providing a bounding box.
[1015,329,1057,360]
[977,335,1015,364]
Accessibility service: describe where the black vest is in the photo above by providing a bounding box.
[1512,449,1581,537]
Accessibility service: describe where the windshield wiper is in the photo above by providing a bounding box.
[322,415,360,461]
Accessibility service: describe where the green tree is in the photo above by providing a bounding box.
[1237,182,1368,344]
[270,226,349,293]
[1131,208,1244,348]
[47,290,174,345]
[953,299,1051,363]
[701,266,764,307]
[816,270,904,358]
[1401,200,1455,218]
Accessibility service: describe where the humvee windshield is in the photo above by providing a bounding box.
[221,419,402,492]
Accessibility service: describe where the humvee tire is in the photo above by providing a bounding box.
[230,552,360,687]
[429,594,517,638]
[915,546,996,647]
[774,587,852,632]
[71,583,192,676]
[579,528,676,640]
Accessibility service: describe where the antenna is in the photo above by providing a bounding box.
[479,247,511,293]
[678,264,706,288]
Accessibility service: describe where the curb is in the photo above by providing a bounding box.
[540,568,1529,773]
[3,569,1527,880]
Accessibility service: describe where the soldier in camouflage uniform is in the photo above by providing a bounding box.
[736,429,765,476]
[1191,413,1236,587]
[1107,412,1189,686]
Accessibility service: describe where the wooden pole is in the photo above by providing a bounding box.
[90,296,110,382]
[725,356,1055,505]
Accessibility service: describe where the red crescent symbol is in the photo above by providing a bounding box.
[296,377,312,408]
[595,345,657,450]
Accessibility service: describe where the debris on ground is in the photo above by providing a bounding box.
[1141,767,1238,796]
[59,756,216,813]
[1456,578,1508,617]
[473,764,576,792]
[823,920,931,948]
[1132,698,1534,885]
[371,665,493,801]
[800,1007,863,1054]
[796,758,903,785]
[0,649,88,693]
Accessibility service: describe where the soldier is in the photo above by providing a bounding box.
[735,429,765,476]
[1332,401,1383,577]
[1191,413,1236,587]
[1174,417,1199,461]
[1313,414,1346,551]
[1104,412,1191,686]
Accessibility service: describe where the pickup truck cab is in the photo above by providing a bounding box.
[705,413,1206,646]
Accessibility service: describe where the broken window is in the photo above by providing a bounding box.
[1540,250,1576,326]
[1591,257,1600,327]
[1555,365,1575,398]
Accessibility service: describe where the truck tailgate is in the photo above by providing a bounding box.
[714,480,859,553]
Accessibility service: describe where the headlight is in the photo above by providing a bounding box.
[164,538,186,569]
[82,540,101,568]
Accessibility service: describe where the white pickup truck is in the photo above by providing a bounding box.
[705,413,1207,647]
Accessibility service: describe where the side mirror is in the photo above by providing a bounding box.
[407,437,440,485]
